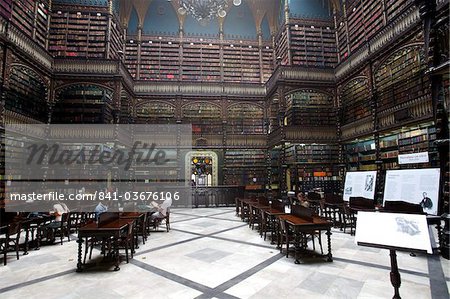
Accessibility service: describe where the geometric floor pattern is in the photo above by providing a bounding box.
[0,207,449,299]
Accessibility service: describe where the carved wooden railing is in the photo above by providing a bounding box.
[134,81,266,97]
[341,117,374,141]
[266,65,335,94]
[6,25,53,70]
[53,58,135,90]
[284,126,338,142]
[53,58,118,74]
[191,186,245,207]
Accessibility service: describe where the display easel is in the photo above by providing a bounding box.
[355,212,434,299]
[357,243,428,299]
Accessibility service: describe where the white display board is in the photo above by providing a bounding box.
[355,211,433,254]
[383,168,440,215]
[398,152,429,164]
[343,171,377,201]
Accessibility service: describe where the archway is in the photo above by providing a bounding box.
[185,151,218,186]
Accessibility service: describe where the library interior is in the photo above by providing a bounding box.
[0,0,449,298]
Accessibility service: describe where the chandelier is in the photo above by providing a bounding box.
[178,0,242,25]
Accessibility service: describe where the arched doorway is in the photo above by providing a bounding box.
[185,151,218,186]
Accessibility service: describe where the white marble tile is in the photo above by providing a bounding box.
[0,207,446,299]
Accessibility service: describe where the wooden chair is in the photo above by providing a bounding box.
[235,197,241,217]
[135,213,148,244]
[323,193,344,227]
[150,208,170,232]
[259,208,267,239]
[240,200,250,222]
[118,223,134,263]
[278,219,295,258]
[68,212,83,234]
[0,222,21,265]
[265,199,286,244]
[342,203,356,235]
[54,213,70,245]
[307,192,323,216]
[249,205,262,230]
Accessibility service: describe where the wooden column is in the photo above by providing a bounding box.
[284,0,292,65]
[342,0,351,56]
[258,30,264,83]
[136,25,142,80]
[105,0,113,59]
[333,8,341,63]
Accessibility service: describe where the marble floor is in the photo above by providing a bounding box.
[0,208,449,299]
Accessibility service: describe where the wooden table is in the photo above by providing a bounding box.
[76,219,131,272]
[278,214,333,264]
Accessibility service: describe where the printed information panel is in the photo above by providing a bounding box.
[383,168,440,215]
[343,171,377,201]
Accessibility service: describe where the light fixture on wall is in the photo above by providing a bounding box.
[178,0,242,25]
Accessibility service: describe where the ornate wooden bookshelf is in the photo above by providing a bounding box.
[274,25,289,65]
[340,77,371,125]
[346,0,366,53]
[125,40,138,78]
[182,103,222,135]
[386,0,411,22]
[226,104,265,135]
[52,85,113,124]
[336,18,348,60]
[286,89,335,127]
[5,65,48,123]
[268,147,281,191]
[135,102,176,124]
[49,4,109,58]
[125,35,271,83]
[109,15,123,60]
[36,1,50,49]
[344,137,377,171]
[223,149,266,186]
[375,45,429,111]
[262,45,274,82]
[285,143,341,193]
[11,0,34,38]
[0,0,12,19]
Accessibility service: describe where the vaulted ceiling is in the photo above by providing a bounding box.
[119,0,342,36]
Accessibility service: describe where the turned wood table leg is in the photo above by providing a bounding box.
[294,228,300,264]
[114,238,120,271]
[326,228,333,262]
[23,226,29,255]
[76,236,84,272]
